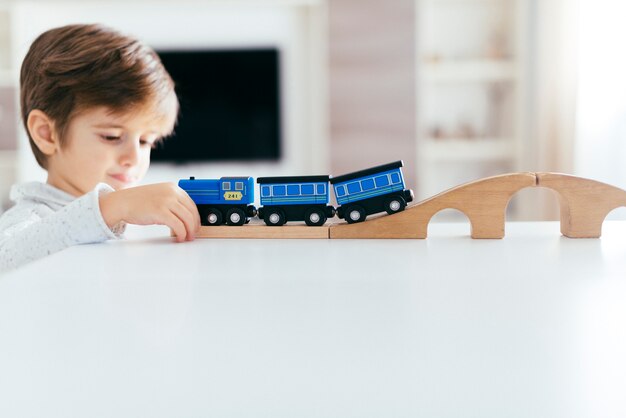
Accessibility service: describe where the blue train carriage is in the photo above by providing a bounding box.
[330,160,414,224]
[256,175,336,226]
[178,176,257,226]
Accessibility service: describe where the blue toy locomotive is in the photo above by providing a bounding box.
[178,176,257,226]
[178,160,414,227]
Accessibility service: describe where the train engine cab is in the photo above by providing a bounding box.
[330,160,414,224]
[178,177,257,226]
[257,176,336,226]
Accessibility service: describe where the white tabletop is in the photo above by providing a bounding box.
[1,221,626,418]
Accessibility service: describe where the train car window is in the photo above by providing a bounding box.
[347,182,361,194]
[391,173,401,184]
[273,185,286,196]
[261,185,271,197]
[362,178,375,191]
[287,185,300,196]
[223,182,231,190]
[335,185,345,197]
[301,184,314,195]
[375,176,389,187]
[316,184,326,195]
[235,182,244,191]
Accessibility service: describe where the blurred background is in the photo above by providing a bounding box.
[0,0,624,221]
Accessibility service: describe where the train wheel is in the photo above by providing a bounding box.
[384,195,406,215]
[264,209,286,226]
[345,205,366,224]
[304,208,327,226]
[226,208,246,226]
[206,208,223,226]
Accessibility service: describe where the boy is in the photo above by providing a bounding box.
[0,24,200,273]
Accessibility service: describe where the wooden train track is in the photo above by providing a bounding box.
[192,172,626,239]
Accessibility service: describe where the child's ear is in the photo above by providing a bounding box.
[27,109,59,156]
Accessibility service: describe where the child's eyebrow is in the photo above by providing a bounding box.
[93,123,162,136]
[93,123,125,129]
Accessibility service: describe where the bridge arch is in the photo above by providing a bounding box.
[426,208,472,237]
[535,173,626,238]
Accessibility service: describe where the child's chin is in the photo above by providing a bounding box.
[106,182,129,191]
[121,181,139,189]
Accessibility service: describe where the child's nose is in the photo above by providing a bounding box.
[120,140,140,166]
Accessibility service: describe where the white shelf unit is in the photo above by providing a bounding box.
[415,0,529,219]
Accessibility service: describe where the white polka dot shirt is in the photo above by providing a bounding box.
[0,182,125,274]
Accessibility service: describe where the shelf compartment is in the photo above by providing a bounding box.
[422,60,517,82]
[419,138,516,162]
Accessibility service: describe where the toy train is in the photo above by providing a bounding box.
[178,160,414,226]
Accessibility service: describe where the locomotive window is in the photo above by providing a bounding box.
[223,182,231,190]
[335,186,345,197]
[316,184,326,195]
[261,185,271,197]
[347,182,361,194]
[301,184,314,195]
[287,185,300,195]
[362,178,375,191]
[390,173,401,184]
[235,182,244,191]
[375,176,389,187]
[273,185,286,196]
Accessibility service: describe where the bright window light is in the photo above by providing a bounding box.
[576,0,626,197]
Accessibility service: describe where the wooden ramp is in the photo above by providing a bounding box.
[330,172,536,239]
[193,172,626,239]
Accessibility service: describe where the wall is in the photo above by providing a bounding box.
[328,0,416,189]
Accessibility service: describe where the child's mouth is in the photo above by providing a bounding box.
[109,173,133,184]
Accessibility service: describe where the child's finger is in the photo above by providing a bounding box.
[171,202,197,240]
[178,202,199,237]
[179,190,201,230]
[164,211,187,242]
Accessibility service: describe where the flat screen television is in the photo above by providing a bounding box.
[151,48,281,163]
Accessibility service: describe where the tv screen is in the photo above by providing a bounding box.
[152,48,281,163]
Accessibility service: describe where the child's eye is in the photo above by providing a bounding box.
[100,135,121,141]
[141,137,162,149]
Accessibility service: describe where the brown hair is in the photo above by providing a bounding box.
[20,24,177,169]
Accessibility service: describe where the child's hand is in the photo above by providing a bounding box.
[100,183,201,242]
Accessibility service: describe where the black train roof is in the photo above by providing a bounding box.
[329,161,404,184]
[257,175,331,184]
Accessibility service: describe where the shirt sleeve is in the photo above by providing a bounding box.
[0,183,125,273]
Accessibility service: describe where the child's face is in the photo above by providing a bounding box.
[47,102,176,196]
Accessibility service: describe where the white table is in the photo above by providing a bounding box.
[1,222,626,418]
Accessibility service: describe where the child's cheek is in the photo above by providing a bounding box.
[138,157,150,178]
